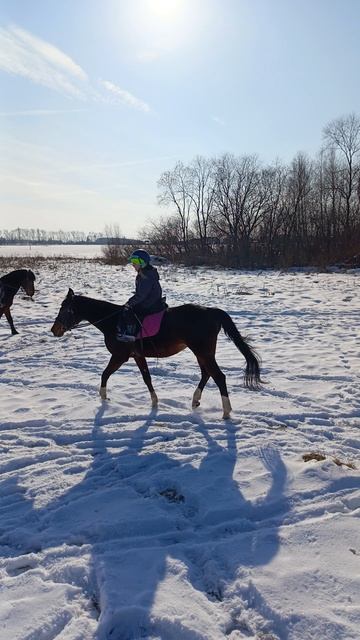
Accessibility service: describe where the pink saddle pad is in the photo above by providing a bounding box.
[137,310,166,339]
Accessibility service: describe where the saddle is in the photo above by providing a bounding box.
[137,309,166,339]
[117,298,167,342]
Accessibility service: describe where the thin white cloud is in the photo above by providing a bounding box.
[136,50,160,63]
[0,25,87,97]
[65,155,177,173]
[212,115,226,126]
[100,79,151,113]
[0,108,88,116]
[0,136,161,233]
[0,173,100,201]
[0,25,152,112]
[12,26,86,78]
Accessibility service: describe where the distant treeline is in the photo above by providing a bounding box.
[145,113,360,267]
[0,229,144,246]
[0,229,101,244]
[3,113,360,268]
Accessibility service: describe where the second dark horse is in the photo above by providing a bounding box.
[0,269,35,335]
[51,289,261,418]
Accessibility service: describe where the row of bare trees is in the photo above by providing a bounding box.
[146,113,360,267]
[0,228,102,244]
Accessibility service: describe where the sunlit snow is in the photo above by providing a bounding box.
[1,253,359,639]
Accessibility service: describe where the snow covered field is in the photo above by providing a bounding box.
[1,260,359,640]
[0,245,104,259]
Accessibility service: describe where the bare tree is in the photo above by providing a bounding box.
[323,113,360,231]
[101,224,127,264]
[187,156,216,254]
[258,161,288,264]
[143,215,185,258]
[211,154,266,265]
[157,162,193,252]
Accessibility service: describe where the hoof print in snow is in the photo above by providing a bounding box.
[206,588,223,602]
[159,488,185,503]
[225,619,253,636]
[6,564,34,577]
[91,594,101,619]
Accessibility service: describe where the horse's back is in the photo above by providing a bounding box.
[161,303,223,337]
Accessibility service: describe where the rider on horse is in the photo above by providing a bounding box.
[117,249,165,342]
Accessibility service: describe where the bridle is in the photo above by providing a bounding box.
[54,301,79,332]
[54,298,121,332]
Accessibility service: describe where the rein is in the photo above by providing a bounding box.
[70,307,122,330]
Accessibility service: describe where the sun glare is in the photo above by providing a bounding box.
[146,0,181,20]
[120,0,199,55]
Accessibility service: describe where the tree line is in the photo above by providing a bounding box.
[146,113,360,267]
[0,228,103,244]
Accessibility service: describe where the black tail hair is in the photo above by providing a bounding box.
[219,310,262,390]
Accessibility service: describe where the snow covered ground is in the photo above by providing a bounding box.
[0,244,104,259]
[0,260,359,640]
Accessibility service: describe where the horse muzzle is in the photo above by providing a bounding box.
[51,321,65,337]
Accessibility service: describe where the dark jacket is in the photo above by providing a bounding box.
[127,265,162,312]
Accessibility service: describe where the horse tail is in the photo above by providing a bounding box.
[218,310,262,390]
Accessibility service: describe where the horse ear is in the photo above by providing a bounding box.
[67,288,75,297]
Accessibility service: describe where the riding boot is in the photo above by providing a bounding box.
[117,323,137,342]
[116,307,138,341]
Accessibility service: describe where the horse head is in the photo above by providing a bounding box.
[51,288,81,336]
[22,269,36,297]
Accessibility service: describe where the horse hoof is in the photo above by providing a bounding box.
[99,387,107,400]
[151,392,158,408]
[221,396,232,420]
[192,401,200,408]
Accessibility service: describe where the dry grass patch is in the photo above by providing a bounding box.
[0,255,103,272]
[302,452,356,469]
[302,452,326,463]
[333,457,356,470]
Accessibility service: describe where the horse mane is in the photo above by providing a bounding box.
[1,269,32,283]
[74,294,123,313]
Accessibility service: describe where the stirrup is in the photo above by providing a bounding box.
[116,333,136,342]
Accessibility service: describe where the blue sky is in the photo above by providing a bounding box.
[1,0,360,235]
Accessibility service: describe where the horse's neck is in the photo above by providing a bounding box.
[75,297,120,331]
[2,271,22,292]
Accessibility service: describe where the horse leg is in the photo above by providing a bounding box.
[4,307,18,335]
[201,355,232,419]
[99,354,128,400]
[192,359,210,408]
[133,355,158,408]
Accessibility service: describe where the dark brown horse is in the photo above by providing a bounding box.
[0,269,35,335]
[51,289,261,418]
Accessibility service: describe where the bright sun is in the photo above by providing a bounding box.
[124,0,192,53]
[146,0,181,20]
